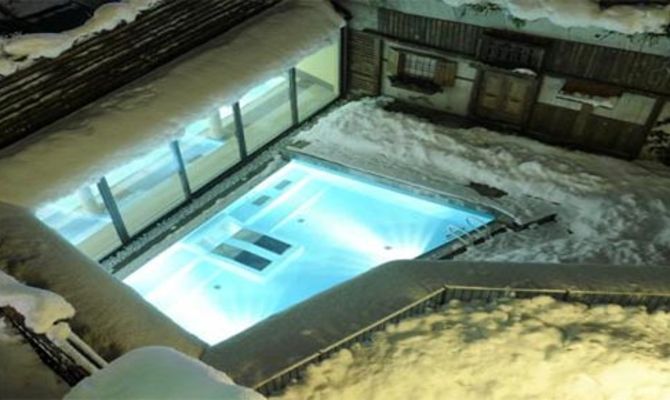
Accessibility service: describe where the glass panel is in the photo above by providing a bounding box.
[105,144,186,236]
[296,40,341,122]
[181,109,241,191]
[239,75,292,153]
[35,185,121,259]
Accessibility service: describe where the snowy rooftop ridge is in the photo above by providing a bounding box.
[441,0,670,35]
[0,0,161,77]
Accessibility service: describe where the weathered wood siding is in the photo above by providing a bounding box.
[348,29,382,95]
[0,0,281,148]
[378,9,482,56]
[546,41,670,96]
[373,8,664,158]
[529,103,646,158]
[377,8,670,96]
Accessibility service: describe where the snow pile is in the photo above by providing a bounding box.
[441,0,670,35]
[0,0,160,77]
[0,317,69,399]
[278,296,670,399]
[0,270,74,398]
[0,0,343,210]
[66,346,265,400]
[296,99,670,265]
[556,91,619,109]
[0,269,74,334]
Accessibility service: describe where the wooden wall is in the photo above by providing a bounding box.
[0,0,281,149]
[348,29,382,95]
[373,8,667,159]
[378,8,670,97]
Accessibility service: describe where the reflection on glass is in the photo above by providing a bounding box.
[105,144,186,236]
[181,108,241,191]
[239,76,292,153]
[296,41,340,122]
[35,186,121,259]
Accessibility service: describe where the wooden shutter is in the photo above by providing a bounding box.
[387,48,401,76]
[433,60,457,87]
[396,52,406,76]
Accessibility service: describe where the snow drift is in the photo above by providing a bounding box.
[441,0,670,35]
[0,0,161,77]
[278,296,670,399]
[65,346,266,400]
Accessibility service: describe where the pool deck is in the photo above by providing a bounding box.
[202,260,670,394]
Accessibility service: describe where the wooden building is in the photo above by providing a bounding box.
[344,2,670,162]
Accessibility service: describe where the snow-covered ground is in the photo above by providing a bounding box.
[0,0,160,77]
[277,296,670,399]
[65,346,264,400]
[440,0,670,35]
[296,98,670,265]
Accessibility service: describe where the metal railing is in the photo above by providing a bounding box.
[1,306,106,386]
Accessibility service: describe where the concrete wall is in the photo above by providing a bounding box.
[297,41,341,89]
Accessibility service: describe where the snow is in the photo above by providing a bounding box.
[295,98,670,265]
[0,317,69,399]
[557,90,619,109]
[0,272,73,399]
[65,346,266,400]
[0,269,74,334]
[441,0,670,35]
[0,0,160,77]
[0,201,206,359]
[277,296,670,399]
[0,0,343,210]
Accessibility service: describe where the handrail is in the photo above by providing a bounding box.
[1,306,105,386]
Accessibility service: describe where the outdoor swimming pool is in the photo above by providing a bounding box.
[124,159,494,344]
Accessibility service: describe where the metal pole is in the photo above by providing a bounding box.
[170,140,192,199]
[97,177,130,243]
[232,102,248,159]
[289,68,299,125]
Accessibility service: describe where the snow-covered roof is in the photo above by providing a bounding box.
[0,0,344,209]
[441,0,670,35]
[0,0,160,76]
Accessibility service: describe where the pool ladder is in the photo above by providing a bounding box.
[446,216,493,247]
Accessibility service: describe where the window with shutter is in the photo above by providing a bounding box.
[388,48,457,94]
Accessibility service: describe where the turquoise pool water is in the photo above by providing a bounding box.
[124,159,494,344]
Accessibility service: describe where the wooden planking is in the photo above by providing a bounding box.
[0,0,281,148]
[378,8,481,55]
[348,29,382,95]
[585,113,647,158]
[545,41,670,95]
[529,102,646,158]
[377,8,670,96]
[528,103,578,142]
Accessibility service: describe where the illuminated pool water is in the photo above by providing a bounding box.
[124,160,494,344]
